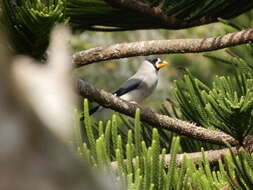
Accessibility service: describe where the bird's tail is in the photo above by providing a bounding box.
[80,105,101,121]
[89,105,101,115]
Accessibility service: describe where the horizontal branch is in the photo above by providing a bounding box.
[111,137,253,178]
[76,79,238,146]
[111,147,235,170]
[105,0,216,29]
[73,28,253,66]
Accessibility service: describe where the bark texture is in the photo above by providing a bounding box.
[73,27,253,66]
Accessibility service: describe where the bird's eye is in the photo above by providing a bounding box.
[155,58,161,64]
[154,58,162,69]
[154,58,162,66]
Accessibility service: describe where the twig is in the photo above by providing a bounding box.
[76,79,238,146]
[105,0,216,29]
[73,28,253,66]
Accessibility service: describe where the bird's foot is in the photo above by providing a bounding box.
[129,101,138,105]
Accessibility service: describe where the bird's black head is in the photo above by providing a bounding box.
[145,56,169,71]
[146,56,159,64]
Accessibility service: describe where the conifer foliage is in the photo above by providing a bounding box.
[1,0,67,58]
[77,100,253,189]
[2,0,253,58]
[174,68,253,143]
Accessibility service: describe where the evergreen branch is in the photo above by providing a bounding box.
[76,79,238,146]
[105,0,216,29]
[111,147,236,170]
[73,27,253,66]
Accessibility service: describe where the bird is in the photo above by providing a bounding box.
[88,56,169,116]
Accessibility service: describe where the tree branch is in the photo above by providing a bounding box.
[111,147,235,170]
[76,79,238,146]
[111,136,253,170]
[73,28,253,66]
[105,0,217,29]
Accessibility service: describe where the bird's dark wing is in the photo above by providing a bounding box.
[113,78,142,96]
[79,79,142,118]
[89,105,101,115]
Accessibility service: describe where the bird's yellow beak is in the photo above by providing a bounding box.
[157,60,170,69]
